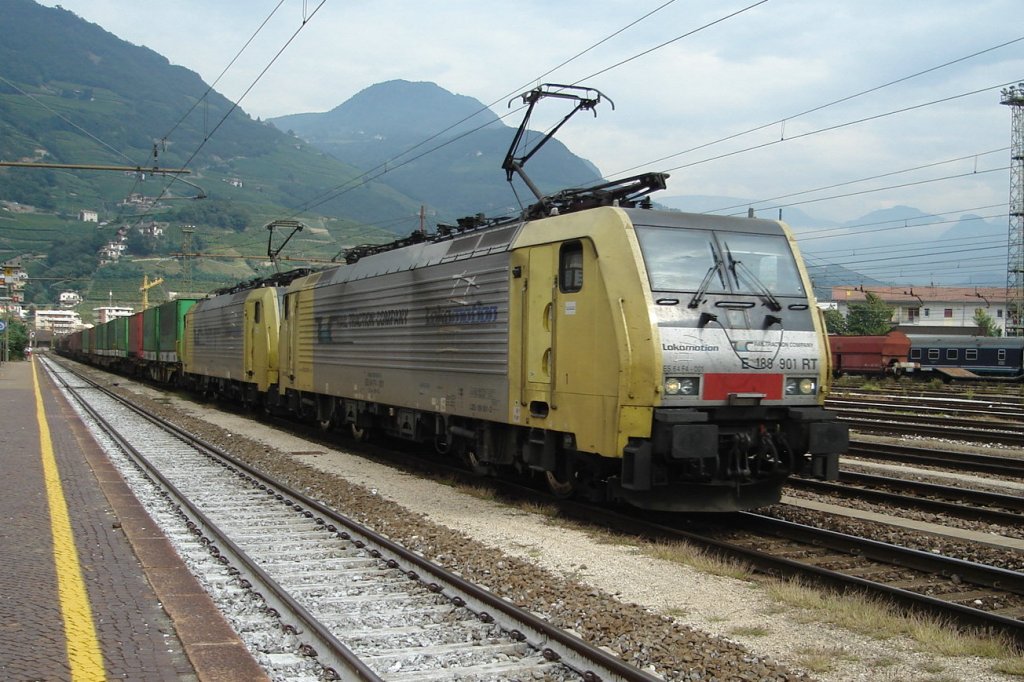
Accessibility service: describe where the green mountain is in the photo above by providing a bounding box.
[270,80,606,221]
[0,0,423,312]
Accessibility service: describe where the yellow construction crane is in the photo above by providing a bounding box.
[140,275,164,310]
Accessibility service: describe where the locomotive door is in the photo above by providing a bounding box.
[279,291,304,390]
[521,245,558,414]
[244,295,265,389]
[243,297,258,380]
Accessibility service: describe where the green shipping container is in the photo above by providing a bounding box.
[142,307,160,362]
[112,315,130,358]
[159,299,197,363]
[95,321,110,356]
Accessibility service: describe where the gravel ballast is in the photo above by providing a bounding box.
[95,374,1022,682]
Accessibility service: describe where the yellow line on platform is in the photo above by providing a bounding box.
[32,358,106,681]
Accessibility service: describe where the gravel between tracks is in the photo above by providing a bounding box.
[96,374,1022,682]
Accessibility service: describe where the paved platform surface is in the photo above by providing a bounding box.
[0,358,267,681]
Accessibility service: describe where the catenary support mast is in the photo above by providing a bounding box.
[1002,83,1024,337]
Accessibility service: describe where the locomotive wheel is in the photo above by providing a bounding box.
[545,469,576,498]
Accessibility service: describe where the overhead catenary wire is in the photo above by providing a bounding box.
[800,205,1008,243]
[705,148,1008,216]
[160,0,288,144]
[282,0,694,221]
[164,8,1018,275]
[0,74,137,164]
[290,41,1020,258]
[25,1,1007,286]
[808,255,1010,283]
[654,81,1021,178]
[606,34,1024,179]
[147,0,328,212]
[727,165,1010,217]
[118,1,329,236]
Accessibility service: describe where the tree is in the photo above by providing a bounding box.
[845,292,895,335]
[973,308,1001,337]
[2,319,29,360]
[126,228,158,256]
[822,308,848,335]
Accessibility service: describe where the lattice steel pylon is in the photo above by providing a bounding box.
[181,224,195,295]
[1002,83,1024,337]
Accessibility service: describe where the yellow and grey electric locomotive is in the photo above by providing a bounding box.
[207,200,841,512]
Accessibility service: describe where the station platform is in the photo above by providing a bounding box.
[0,358,267,681]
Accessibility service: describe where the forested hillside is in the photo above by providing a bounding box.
[0,0,422,312]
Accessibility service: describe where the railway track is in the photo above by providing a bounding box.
[504,495,1024,647]
[44,358,659,682]
[786,472,1024,527]
[731,512,1024,638]
[290,422,1024,648]
[827,396,1024,421]
[49,358,1024,662]
[833,386,1024,404]
[846,440,1024,476]
[829,408,1024,446]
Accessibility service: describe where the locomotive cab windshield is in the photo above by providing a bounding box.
[635,226,804,303]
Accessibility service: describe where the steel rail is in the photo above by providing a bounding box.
[49,359,660,682]
[735,513,1024,643]
[827,397,1023,420]
[787,474,1024,526]
[48,363,381,681]
[547,499,1024,646]
[847,440,1024,476]
[833,387,1024,405]
[445,470,1024,647]
[836,412,1024,447]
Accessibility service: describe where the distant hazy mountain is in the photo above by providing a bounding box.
[270,80,605,222]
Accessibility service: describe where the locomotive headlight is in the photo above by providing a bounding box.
[664,377,699,396]
[785,377,817,395]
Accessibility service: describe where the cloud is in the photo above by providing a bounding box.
[36,0,1024,225]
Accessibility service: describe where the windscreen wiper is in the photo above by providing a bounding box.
[725,247,782,312]
[687,253,723,309]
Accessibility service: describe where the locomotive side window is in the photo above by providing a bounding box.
[928,349,939,360]
[966,349,978,361]
[946,349,958,360]
[253,301,262,323]
[910,348,921,360]
[999,349,1007,362]
[559,241,584,293]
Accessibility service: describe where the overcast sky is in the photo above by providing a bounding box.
[37,0,1024,230]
